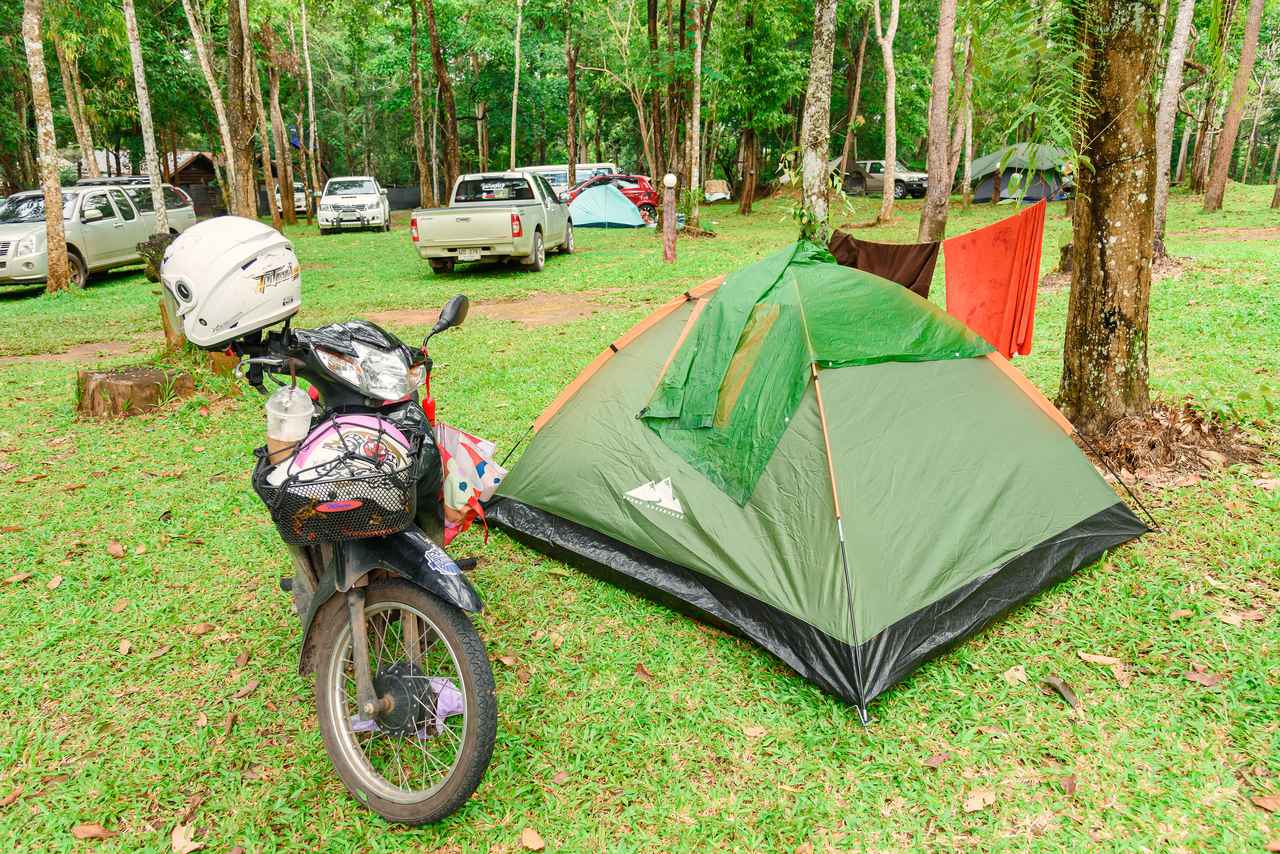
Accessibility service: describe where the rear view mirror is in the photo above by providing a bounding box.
[432,294,469,335]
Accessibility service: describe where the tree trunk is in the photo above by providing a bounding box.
[301,0,322,205]
[226,0,257,217]
[738,127,757,215]
[961,99,973,208]
[1270,134,1280,184]
[53,39,99,178]
[1239,77,1264,183]
[839,15,870,178]
[1204,0,1264,210]
[509,0,524,170]
[430,82,440,201]
[410,0,434,207]
[917,0,958,242]
[181,0,239,208]
[945,29,973,187]
[565,0,579,188]
[267,60,296,225]
[1152,0,1195,254]
[1175,118,1192,183]
[872,0,900,225]
[797,0,839,240]
[1058,0,1159,434]
[254,69,281,230]
[686,0,704,229]
[123,0,168,235]
[425,0,460,193]
[22,0,68,293]
[14,84,38,188]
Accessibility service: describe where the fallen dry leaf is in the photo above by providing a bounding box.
[1062,775,1078,796]
[634,662,653,682]
[106,541,126,558]
[497,655,518,667]
[171,822,204,853]
[5,572,32,585]
[1183,669,1227,688]
[1002,665,1028,684]
[1252,477,1279,492]
[1219,609,1265,627]
[176,794,204,825]
[111,598,129,613]
[195,711,208,728]
[1264,841,1280,852]
[62,483,86,493]
[222,712,237,736]
[548,632,564,650]
[1251,794,1280,813]
[963,788,996,813]
[46,575,63,591]
[551,770,570,786]
[1042,675,1084,714]
[520,827,545,851]
[516,666,531,684]
[1109,663,1133,687]
[118,640,132,655]
[1171,609,1193,619]
[1078,652,1122,666]
[234,650,250,668]
[0,525,23,534]
[923,752,949,769]
[231,680,259,700]
[188,623,215,636]
[133,544,147,556]
[148,644,172,660]
[0,786,21,808]
[743,725,767,739]
[197,406,210,417]
[71,823,117,840]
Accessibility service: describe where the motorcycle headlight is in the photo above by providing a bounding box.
[13,233,39,258]
[316,342,425,400]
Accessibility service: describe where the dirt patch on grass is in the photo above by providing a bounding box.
[0,336,158,368]
[1041,254,1186,291]
[368,289,622,329]
[1180,226,1280,241]
[1078,400,1264,489]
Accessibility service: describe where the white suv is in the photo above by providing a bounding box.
[0,183,197,288]
[317,176,390,234]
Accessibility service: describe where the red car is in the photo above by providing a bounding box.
[563,173,659,220]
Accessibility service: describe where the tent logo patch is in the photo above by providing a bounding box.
[624,478,684,518]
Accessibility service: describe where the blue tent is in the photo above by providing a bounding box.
[569,182,647,228]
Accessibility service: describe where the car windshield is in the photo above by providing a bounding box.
[0,193,75,223]
[326,179,376,195]
[453,177,534,202]
[896,163,911,173]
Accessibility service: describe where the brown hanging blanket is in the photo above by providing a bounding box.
[827,231,941,299]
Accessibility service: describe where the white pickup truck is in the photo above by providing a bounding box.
[410,171,573,274]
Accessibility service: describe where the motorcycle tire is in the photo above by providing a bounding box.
[312,578,496,825]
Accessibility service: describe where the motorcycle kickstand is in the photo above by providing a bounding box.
[346,587,391,719]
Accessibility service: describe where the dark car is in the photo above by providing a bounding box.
[563,173,660,220]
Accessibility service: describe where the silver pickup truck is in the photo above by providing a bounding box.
[410,171,573,274]
[0,183,197,288]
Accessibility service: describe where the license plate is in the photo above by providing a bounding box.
[340,213,359,222]
[458,248,482,262]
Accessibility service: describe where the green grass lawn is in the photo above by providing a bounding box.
[0,185,1276,852]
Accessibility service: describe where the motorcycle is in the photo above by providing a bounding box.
[232,294,496,825]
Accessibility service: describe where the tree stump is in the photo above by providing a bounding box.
[76,368,194,417]
[1058,243,1073,274]
[159,295,187,352]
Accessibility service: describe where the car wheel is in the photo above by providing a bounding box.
[559,222,575,254]
[893,181,906,199]
[429,260,455,275]
[528,231,545,272]
[639,204,657,221]
[68,251,88,289]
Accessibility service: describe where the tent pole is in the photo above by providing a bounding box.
[810,364,869,726]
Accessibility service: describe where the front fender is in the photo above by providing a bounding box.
[295,526,483,674]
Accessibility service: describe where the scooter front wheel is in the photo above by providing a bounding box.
[312,578,496,824]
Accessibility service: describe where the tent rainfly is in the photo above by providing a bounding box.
[488,242,1146,717]
[970,143,1071,203]
[568,182,647,228]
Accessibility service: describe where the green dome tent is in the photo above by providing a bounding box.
[569,182,647,228]
[489,242,1145,716]
[971,143,1071,202]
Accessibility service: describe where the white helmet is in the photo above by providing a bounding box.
[161,216,300,349]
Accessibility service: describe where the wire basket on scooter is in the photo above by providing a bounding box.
[251,414,425,545]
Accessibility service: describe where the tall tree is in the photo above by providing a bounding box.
[301,0,321,207]
[226,0,257,216]
[424,0,459,192]
[1059,0,1159,433]
[52,38,99,178]
[509,0,524,169]
[797,0,839,239]
[737,8,757,215]
[410,0,433,206]
[181,0,240,207]
[1153,0,1196,254]
[565,0,579,188]
[839,14,870,177]
[871,0,900,224]
[22,0,68,292]
[686,0,704,229]
[263,24,298,225]
[918,0,959,242]
[122,0,168,234]
[1204,0,1265,210]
